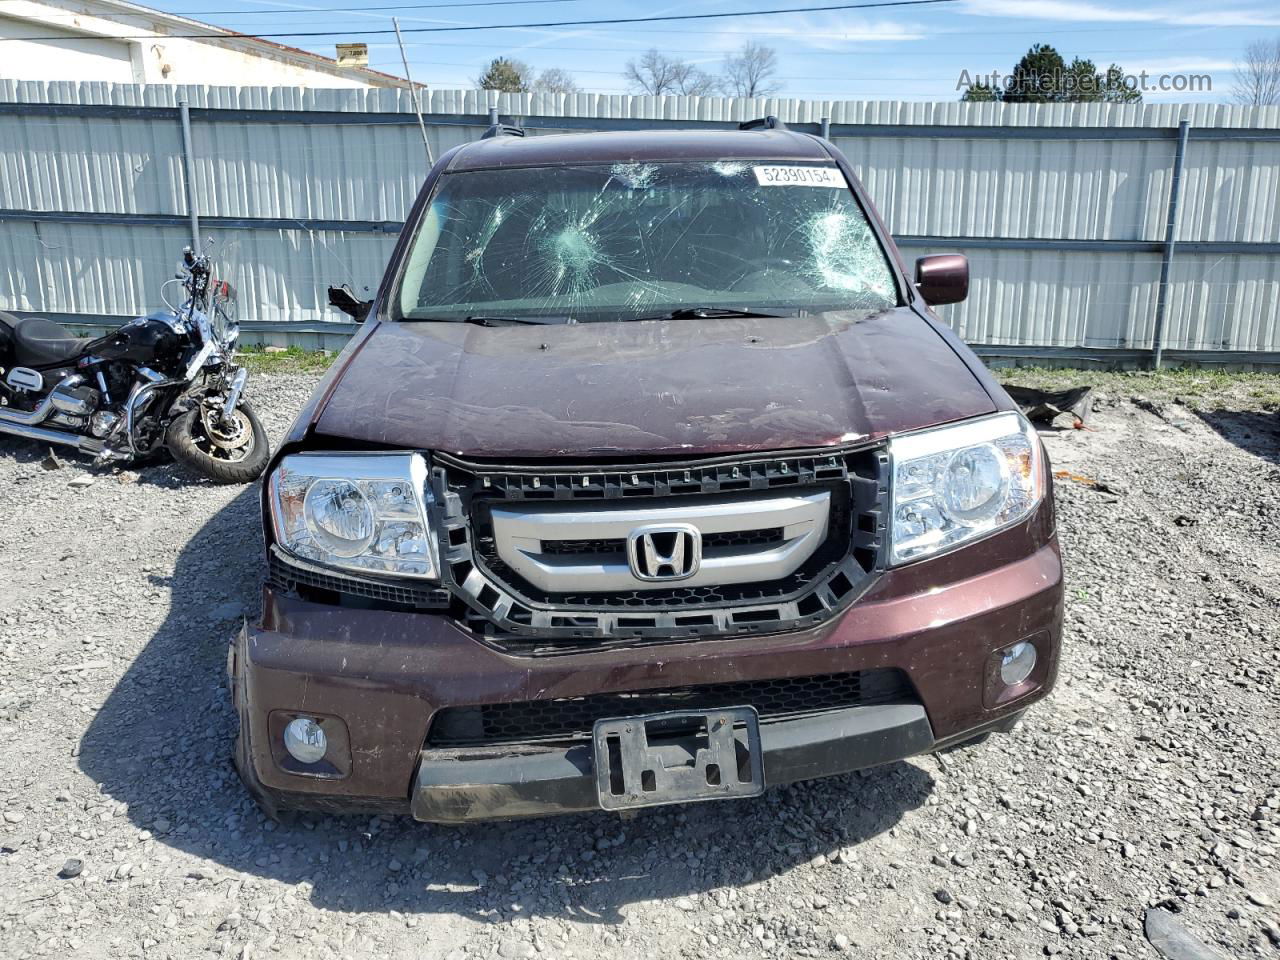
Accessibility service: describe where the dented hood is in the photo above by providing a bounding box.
[313,308,996,458]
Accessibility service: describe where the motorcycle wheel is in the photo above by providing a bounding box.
[166,400,270,484]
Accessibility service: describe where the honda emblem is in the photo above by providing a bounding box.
[626,523,701,581]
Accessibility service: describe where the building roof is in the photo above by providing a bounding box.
[10,0,411,87]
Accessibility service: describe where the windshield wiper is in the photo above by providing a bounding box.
[625,307,792,322]
[462,315,575,327]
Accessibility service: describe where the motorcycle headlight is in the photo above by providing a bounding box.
[268,452,438,579]
[888,412,1042,565]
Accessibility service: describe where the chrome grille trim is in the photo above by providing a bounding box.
[490,491,830,593]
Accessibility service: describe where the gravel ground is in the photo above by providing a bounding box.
[1,373,1278,960]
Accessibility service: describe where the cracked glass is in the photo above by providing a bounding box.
[393,161,897,323]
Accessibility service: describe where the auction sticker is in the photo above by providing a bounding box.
[753,165,848,188]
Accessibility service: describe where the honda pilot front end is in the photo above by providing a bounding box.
[230,124,1063,822]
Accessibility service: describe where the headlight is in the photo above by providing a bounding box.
[268,452,438,579]
[888,412,1042,565]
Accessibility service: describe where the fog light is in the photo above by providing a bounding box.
[283,717,327,764]
[1000,642,1037,686]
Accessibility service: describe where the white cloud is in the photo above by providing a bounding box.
[696,17,926,54]
[959,0,1280,27]
[1161,10,1280,26]
[1128,58,1237,74]
[959,0,1157,23]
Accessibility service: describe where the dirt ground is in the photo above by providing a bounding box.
[1,372,1277,960]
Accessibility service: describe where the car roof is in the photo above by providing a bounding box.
[447,128,832,171]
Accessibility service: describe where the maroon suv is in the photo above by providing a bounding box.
[231,121,1062,823]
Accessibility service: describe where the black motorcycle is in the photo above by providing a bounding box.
[0,243,268,484]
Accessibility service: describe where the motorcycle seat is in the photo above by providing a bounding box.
[9,316,95,368]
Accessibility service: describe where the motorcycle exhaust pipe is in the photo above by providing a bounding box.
[0,374,83,427]
[0,374,105,454]
[0,418,104,454]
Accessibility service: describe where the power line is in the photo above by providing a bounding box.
[478,23,1254,38]
[75,4,1259,38]
[2,0,959,41]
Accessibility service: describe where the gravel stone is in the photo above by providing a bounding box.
[0,379,1276,960]
[57,858,82,878]
[497,939,535,959]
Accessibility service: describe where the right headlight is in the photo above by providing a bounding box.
[888,412,1042,565]
[268,452,438,579]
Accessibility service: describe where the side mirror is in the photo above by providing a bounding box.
[327,285,373,322]
[914,254,968,306]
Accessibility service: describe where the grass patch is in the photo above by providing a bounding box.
[994,366,1280,412]
[236,345,337,375]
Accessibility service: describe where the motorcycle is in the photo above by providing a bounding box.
[0,242,269,484]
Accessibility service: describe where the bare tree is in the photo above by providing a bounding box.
[624,49,722,96]
[674,65,723,97]
[624,50,678,95]
[1231,38,1280,106]
[533,68,579,94]
[723,41,782,98]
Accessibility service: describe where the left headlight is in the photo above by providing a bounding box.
[888,412,1042,565]
[268,452,438,579]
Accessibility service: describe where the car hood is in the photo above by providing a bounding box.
[313,307,997,458]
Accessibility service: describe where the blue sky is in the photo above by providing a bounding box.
[145,0,1278,101]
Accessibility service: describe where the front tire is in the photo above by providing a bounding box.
[167,400,269,484]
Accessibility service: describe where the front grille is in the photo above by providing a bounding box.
[474,547,837,608]
[430,445,889,650]
[704,527,785,549]
[540,528,784,557]
[427,668,913,746]
[487,490,831,598]
[541,537,626,556]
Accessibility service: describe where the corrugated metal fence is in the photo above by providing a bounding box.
[2,81,1279,363]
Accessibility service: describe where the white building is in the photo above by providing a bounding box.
[0,0,406,87]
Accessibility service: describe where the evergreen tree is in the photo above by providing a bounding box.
[475,58,532,93]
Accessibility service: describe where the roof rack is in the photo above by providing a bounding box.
[481,123,526,140]
[738,116,788,131]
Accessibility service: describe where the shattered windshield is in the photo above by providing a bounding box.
[393,160,897,323]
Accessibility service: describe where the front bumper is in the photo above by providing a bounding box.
[410,702,935,823]
[231,522,1062,822]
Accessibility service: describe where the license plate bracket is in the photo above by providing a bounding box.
[592,706,764,811]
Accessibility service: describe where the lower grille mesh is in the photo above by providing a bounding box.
[539,527,785,557]
[426,668,912,746]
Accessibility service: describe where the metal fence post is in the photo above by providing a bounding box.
[177,99,201,253]
[1151,119,1191,370]
[820,116,830,139]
